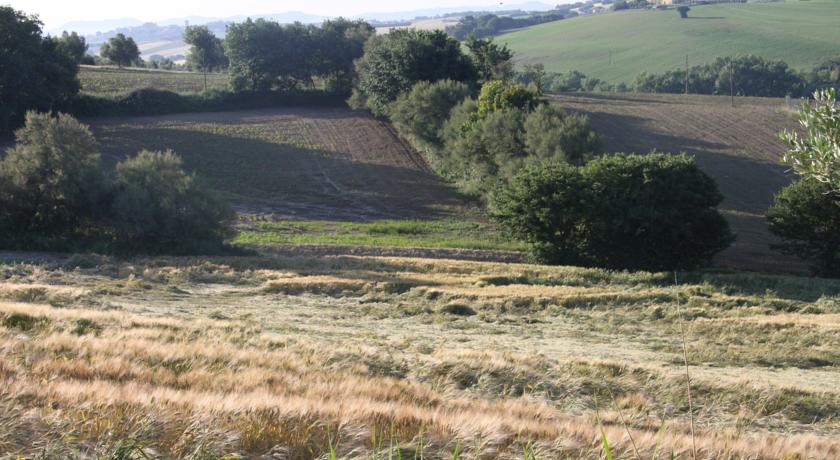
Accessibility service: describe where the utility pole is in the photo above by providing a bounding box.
[730,60,735,108]
[684,54,689,95]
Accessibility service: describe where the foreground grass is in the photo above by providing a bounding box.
[234,219,527,252]
[502,0,840,84]
[0,253,838,458]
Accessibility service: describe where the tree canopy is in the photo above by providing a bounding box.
[0,6,80,135]
[100,33,141,68]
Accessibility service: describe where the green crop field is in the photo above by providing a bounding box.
[500,0,840,84]
[78,65,230,97]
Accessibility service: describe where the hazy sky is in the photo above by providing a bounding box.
[8,0,551,30]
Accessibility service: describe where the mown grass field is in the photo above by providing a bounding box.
[1,253,838,457]
[79,66,229,97]
[501,0,840,84]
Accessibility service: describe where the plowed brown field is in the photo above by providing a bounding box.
[88,107,474,221]
[552,92,802,273]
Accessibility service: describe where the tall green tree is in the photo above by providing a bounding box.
[353,29,477,115]
[54,31,88,65]
[183,26,228,91]
[0,112,106,239]
[0,7,80,135]
[314,18,374,94]
[465,35,513,82]
[100,33,140,68]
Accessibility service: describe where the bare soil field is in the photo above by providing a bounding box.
[87,107,476,222]
[551,92,801,273]
[1,254,838,458]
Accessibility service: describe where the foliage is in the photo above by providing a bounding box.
[225,18,372,95]
[475,80,541,120]
[54,31,88,65]
[183,26,228,74]
[634,55,805,97]
[314,18,375,94]
[388,80,472,147]
[99,33,141,68]
[447,12,564,40]
[767,179,840,277]
[522,104,599,166]
[0,112,106,242]
[465,35,514,82]
[112,150,235,252]
[781,89,840,192]
[520,63,547,94]
[491,153,734,270]
[353,29,477,115]
[0,6,80,134]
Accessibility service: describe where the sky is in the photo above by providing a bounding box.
[7,0,557,30]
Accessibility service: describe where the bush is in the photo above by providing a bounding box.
[113,150,236,253]
[388,80,472,147]
[767,179,840,277]
[0,112,107,242]
[475,80,541,120]
[353,29,477,115]
[491,154,734,271]
[522,104,599,165]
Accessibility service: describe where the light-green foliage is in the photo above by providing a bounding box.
[522,104,599,166]
[0,112,106,239]
[781,88,840,192]
[113,150,235,252]
[388,80,472,147]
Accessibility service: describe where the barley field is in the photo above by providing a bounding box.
[1,252,838,458]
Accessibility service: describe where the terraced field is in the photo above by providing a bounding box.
[79,66,229,97]
[1,253,838,458]
[551,92,800,273]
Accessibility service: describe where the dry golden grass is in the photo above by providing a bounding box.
[0,254,838,458]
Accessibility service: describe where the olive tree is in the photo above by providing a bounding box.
[781,88,840,192]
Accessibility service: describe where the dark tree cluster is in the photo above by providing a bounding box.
[491,153,734,271]
[224,18,373,94]
[447,12,564,40]
[0,7,80,135]
[0,112,234,253]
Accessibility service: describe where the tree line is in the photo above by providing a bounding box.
[447,12,565,40]
[349,28,734,271]
[517,55,840,97]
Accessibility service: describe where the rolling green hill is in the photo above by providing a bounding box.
[500,0,840,84]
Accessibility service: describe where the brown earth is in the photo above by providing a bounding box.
[551,92,804,273]
[86,107,476,222]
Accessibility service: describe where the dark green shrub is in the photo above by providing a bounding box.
[353,29,477,115]
[112,150,235,253]
[491,154,734,271]
[0,6,80,134]
[0,112,107,243]
[388,80,472,147]
[522,104,599,166]
[767,179,840,277]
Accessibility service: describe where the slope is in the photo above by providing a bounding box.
[501,0,840,84]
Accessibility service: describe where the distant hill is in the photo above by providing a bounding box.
[500,0,840,84]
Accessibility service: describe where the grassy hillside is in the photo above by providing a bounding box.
[501,0,840,84]
[1,253,839,457]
